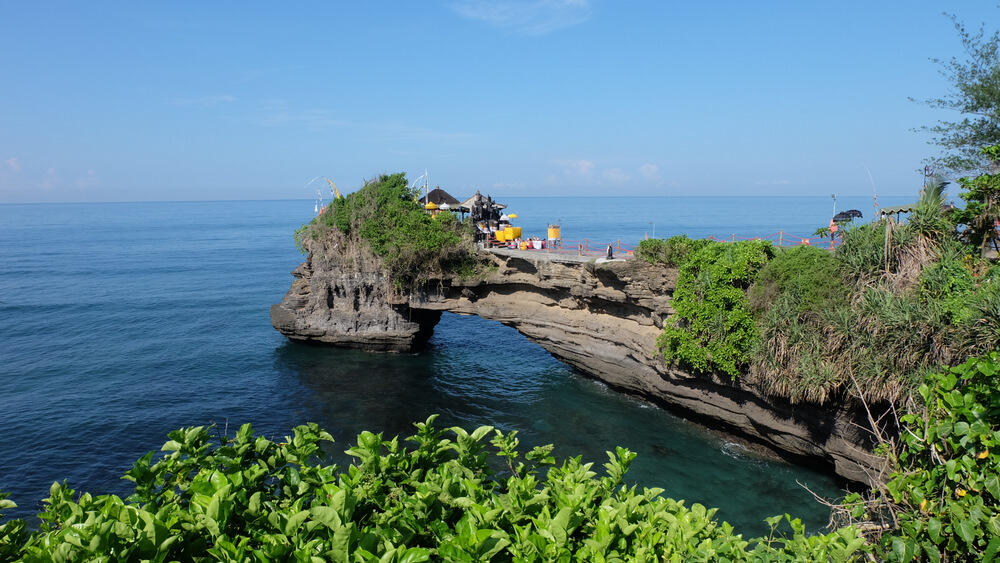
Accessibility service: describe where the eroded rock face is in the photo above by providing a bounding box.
[272,239,882,484]
[270,231,440,352]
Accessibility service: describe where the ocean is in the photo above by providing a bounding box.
[0,195,911,536]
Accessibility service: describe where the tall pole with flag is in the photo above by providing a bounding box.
[829,194,839,241]
[865,165,878,222]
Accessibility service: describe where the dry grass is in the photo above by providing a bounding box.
[745,214,999,405]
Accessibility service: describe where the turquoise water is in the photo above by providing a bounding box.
[0,197,908,535]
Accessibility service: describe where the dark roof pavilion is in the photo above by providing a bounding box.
[420,187,461,207]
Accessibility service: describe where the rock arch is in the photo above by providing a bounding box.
[271,248,880,483]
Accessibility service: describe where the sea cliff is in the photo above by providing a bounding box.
[272,231,881,483]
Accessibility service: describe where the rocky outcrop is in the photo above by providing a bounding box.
[272,236,882,484]
[269,231,441,351]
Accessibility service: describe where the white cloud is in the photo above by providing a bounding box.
[638,163,660,182]
[5,157,20,172]
[39,168,59,191]
[450,0,591,35]
[258,100,468,140]
[552,158,641,187]
[261,107,345,129]
[76,169,100,189]
[557,158,595,180]
[602,167,630,184]
[170,95,236,107]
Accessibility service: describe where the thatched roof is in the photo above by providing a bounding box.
[420,187,460,207]
[459,192,506,211]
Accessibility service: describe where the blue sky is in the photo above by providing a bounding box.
[1,2,997,203]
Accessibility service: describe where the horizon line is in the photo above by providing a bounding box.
[0,194,915,205]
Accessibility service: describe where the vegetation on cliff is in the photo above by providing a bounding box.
[295,173,483,287]
[2,353,998,560]
[638,154,1000,406]
[656,240,774,378]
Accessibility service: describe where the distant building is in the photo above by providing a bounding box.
[420,187,461,208]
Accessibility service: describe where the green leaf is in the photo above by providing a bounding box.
[984,536,1000,562]
[284,509,310,536]
[310,506,342,529]
[399,547,431,563]
[954,518,976,545]
[927,517,942,543]
[891,536,916,562]
[236,423,253,443]
[330,521,352,563]
[248,491,261,515]
[985,475,1000,499]
[161,440,182,452]
[206,495,221,522]
[940,372,958,391]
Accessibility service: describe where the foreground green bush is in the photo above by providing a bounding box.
[0,417,867,562]
[830,353,1000,561]
[7,352,1000,561]
[885,352,1000,560]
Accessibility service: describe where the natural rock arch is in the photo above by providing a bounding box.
[272,245,880,483]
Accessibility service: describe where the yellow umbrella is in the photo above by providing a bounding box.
[508,213,518,219]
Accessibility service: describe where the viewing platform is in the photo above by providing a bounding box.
[484,246,633,264]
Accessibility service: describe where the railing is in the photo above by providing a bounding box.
[493,238,638,258]
[490,230,838,258]
[705,230,839,250]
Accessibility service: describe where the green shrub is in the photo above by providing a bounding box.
[951,146,1000,255]
[0,418,869,561]
[961,276,1000,353]
[293,224,310,255]
[919,259,976,322]
[836,222,894,283]
[750,246,848,317]
[636,235,711,267]
[876,353,1000,560]
[0,493,26,562]
[300,173,480,287]
[659,240,774,377]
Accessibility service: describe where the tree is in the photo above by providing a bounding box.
[918,14,1000,173]
[953,144,1000,256]
[909,175,952,248]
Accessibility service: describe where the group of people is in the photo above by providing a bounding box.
[502,236,548,250]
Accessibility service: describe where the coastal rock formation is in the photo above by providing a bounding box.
[272,238,882,484]
[269,232,441,352]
